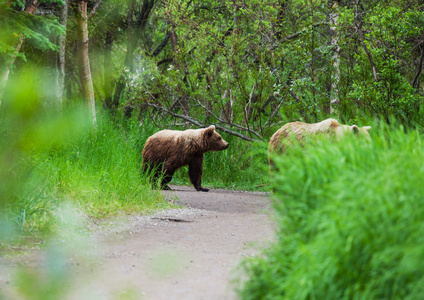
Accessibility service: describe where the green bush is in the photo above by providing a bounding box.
[239,123,424,299]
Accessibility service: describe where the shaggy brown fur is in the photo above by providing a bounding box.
[142,125,229,192]
[268,118,371,165]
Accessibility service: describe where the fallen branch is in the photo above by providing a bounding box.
[146,103,262,142]
[158,86,262,139]
[188,95,263,139]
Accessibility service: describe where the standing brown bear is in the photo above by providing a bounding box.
[142,125,229,192]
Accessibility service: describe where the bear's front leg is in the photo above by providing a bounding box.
[161,172,174,190]
[189,155,209,192]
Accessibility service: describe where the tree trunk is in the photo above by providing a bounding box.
[74,0,97,125]
[329,0,340,114]
[103,31,113,109]
[55,0,68,112]
[0,0,39,107]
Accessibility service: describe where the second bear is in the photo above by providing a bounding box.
[268,118,371,164]
[142,125,229,192]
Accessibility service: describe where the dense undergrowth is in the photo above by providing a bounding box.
[239,122,424,299]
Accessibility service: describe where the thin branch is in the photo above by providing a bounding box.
[412,43,424,88]
[157,57,173,66]
[357,21,379,82]
[152,32,170,57]
[146,103,262,142]
[264,97,284,128]
[270,22,329,50]
[88,0,102,18]
[264,83,303,128]
[159,86,262,138]
[188,95,263,139]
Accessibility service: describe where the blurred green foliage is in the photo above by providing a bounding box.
[239,122,424,299]
[0,0,64,70]
[0,66,171,239]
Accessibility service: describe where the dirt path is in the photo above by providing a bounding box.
[0,186,276,300]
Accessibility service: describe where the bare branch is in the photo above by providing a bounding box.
[146,103,262,142]
[88,0,102,18]
[152,32,171,57]
[188,96,263,139]
[270,22,329,50]
[412,43,424,88]
[158,86,262,138]
[264,83,304,128]
[264,97,284,128]
[357,22,379,82]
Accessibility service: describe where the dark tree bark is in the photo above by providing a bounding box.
[152,32,170,57]
[103,31,113,109]
[412,44,424,88]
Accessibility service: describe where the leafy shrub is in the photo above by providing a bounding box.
[239,123,424,299]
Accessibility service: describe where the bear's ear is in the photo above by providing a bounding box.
[350,125,360,134]
[204,125,216,137]
[363,126,372,132]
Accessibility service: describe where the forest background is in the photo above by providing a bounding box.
[1,0,424,298]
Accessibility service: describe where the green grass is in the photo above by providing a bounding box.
[36,114,171,215]
[0,110,173,235]
[239,122,424,300]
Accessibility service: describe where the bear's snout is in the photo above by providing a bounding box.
[224,143,229,149]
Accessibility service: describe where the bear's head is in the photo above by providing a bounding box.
[338,124,372,140]
[204,125,229,151]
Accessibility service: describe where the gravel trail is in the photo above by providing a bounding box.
[0,185,276,300]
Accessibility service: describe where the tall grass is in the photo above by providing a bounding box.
[0,111,174,234]
[239,123,424,299]
[38,114,171,213]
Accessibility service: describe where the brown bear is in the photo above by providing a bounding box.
[142,125,229,192]
[268,118,371,164]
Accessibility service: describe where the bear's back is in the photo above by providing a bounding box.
[268,119,341,154]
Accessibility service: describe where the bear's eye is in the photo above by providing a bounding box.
[218,137,222,140]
